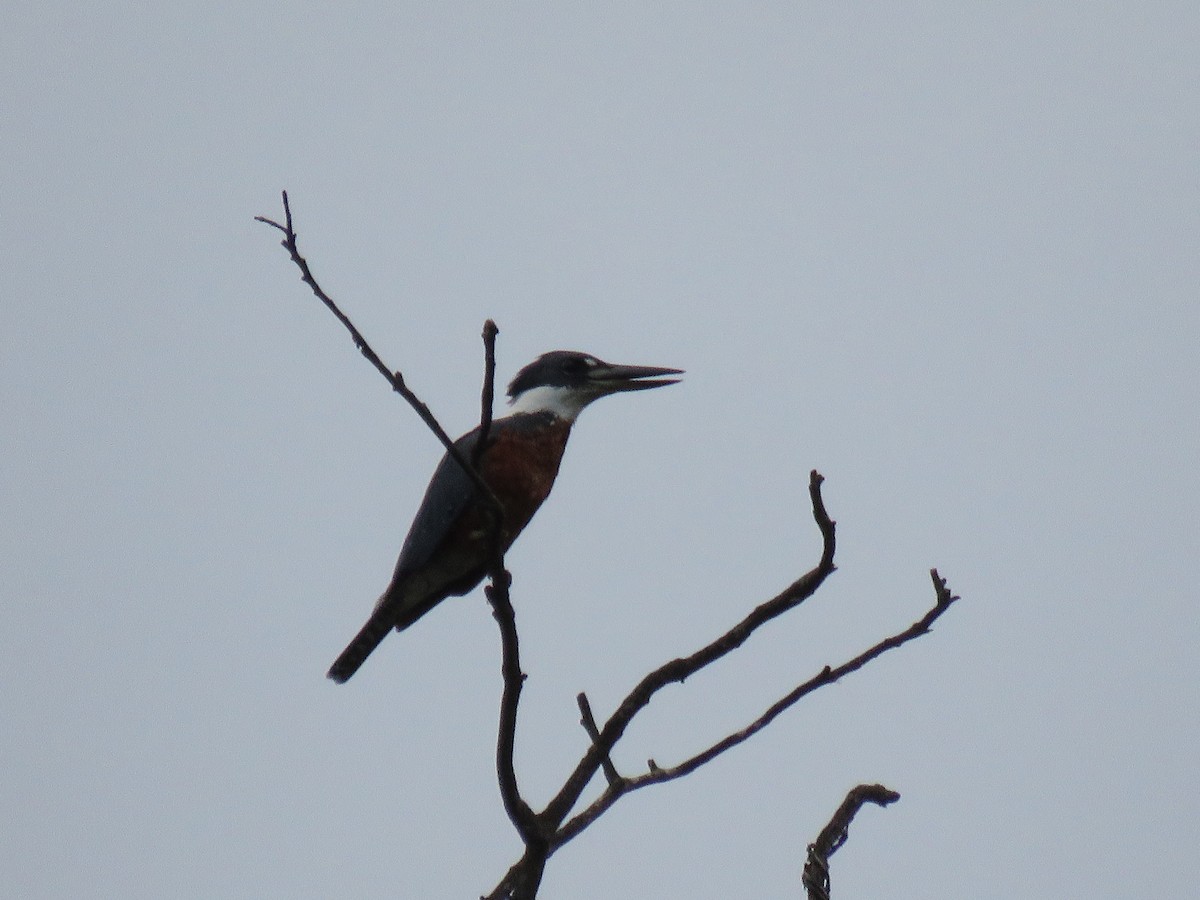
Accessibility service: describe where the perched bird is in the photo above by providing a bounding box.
[327,350,682,683]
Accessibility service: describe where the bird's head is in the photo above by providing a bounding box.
[506,350,682,421]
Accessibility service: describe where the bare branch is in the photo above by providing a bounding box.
[471,317,539,852]
[543,470,837,831]
[477,319,499,462]
[577,693,621,786]
[257,198,949,898]
[553,571,957,847]
[482,473,851,896]
[803,784,900,900]
[486,571,541,846]
[257,197,538,861]
[255,191,500,509]
[255,191,396,393]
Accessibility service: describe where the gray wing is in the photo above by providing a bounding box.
[327,429,489,682]
[390,427,483,581]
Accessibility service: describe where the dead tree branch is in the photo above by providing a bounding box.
[477,318,499,458]
[577,692,621,786]
[255,191,499,509]
[258,194,545,888]
[802,784,901,900]
[470,321,541,846]
[551,569,957,849]
[542,470,837,834]
[259,195,959,899]
[487,569,541,845]
[485,470,958,897]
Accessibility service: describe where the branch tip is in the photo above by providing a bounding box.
[254,191,498,505]
[576,693,621,785]
[803,783,901,900]
[930,568,960,607]
[477,319,500,474]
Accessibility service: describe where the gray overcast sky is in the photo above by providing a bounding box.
[3,3,1197,898]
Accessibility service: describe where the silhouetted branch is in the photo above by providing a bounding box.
[259,197,959,899]
[481,471,962,896]
[543,470,837,831]
[802,784,901,900]
[482,552,547,900]
[477,319,499,460]
[486,571,540,847]
[553,569,957,847]
[258,194,541,889]
[474,320,537,848]
[255,191,499,509]
[577,693,621,786]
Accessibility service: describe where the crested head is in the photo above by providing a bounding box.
[505,350,683,422]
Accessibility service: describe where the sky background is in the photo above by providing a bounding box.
[3,3,1197,898]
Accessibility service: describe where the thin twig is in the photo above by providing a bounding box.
[477,318,508,577]
[553,571,957,847]
[577,693,621,786]
[542,469,838,831]
[471,318,536,847]
[258,194,532,858]
[255,191,500,509]
[477,319,499,461]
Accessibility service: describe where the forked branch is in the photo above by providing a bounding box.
[552,568,957,848]
[486,468,958,898]
[259,194,960,900]
[258,191,533,843]
[543,470,837,831]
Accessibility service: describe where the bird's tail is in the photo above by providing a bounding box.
[326,601,396,684]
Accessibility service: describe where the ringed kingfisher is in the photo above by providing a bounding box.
[327,350,682,683]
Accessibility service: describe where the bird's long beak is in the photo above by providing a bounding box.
[587,362,684,394]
